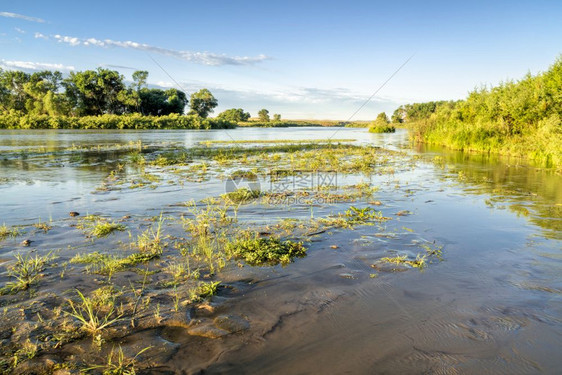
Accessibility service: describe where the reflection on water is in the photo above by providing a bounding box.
[0,127,561,373]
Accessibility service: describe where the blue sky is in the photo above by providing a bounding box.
[1,0,561,119]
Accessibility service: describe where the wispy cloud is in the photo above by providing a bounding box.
[0,11,45,23]
[100,64,138,70]
[0,59,75,71]
[14,27,25,34]
[35,33,269,66]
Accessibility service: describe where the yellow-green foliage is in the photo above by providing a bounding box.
[0,112,235,130]
[226,235,306,266]
[404,57,562,168]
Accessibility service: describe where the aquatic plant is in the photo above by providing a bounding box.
[226,235,306,266]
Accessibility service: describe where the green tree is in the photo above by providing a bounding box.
[273,113,281,121]
[139,88,187,115]
[217,108,251,122]
[189,89,217,118]
[63,68,129,115]
[132,70,148,91]
[258,108,270,122]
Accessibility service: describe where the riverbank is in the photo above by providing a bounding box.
[399,57,562,170]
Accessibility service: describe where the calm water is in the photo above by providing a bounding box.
[0,127,561,373]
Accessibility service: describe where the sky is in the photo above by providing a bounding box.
[1,0,561,120]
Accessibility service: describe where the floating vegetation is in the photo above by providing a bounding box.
[78,216,126,237]
[226,235,307,266]
[0,224,20,241]
[222,187,261,203]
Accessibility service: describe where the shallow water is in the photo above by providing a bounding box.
[0,127,561,373]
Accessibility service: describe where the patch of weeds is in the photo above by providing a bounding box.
[71,251,160,280]
[344,206,383,224]
[226,235,306,266]
[1,251,56,294]
[85,345,151,375]
[380,254,427,269]
[78,216,126,237]
[0,224,20,241]
[188,281,221,303]
[33,221,52,233]
[132,216,165,255]
[222,187,261,203]
[65,289,123,336]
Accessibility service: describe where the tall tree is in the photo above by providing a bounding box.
[189,89,217,118]
[217,108,251,122]
[258,108,270,122]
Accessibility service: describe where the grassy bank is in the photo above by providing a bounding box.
[0,112,236,130]
[399,57,562,169]
[238,119,348,127]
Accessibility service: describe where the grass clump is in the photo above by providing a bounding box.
[78,216,126,238]
[221,187,260,203]
[86,345,151,375]
[188,281,221,303]
[1,252,56,294]
[226,235,306,266]
[0,224,20,241]
[65,289,123,336]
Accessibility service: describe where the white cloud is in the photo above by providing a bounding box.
[34,32,48,40]
[14,27,25,34]
[0,59,75,71]
[0,11,45,23]
[38,33,269,66]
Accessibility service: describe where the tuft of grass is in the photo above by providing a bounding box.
[226,235,306,266]
[78,216,126,238]
[85,345,151,375]
[0,224,20,241]
[65,289,123,336]
[1,252,55,294]
[188,281,221,303]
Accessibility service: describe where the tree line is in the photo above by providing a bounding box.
[0,68,220,118]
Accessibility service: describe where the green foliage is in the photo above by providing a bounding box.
[273,113,281,121]
[1,252,56,294]
[217,108,251,122]
[221,187,261,203]
[258,108,270,122]
[189,89,218,118]
[401,56,562,168]
[226,236,306,266]
[368,112,395,133]
[0,112,235,129]
[65,289,122,336]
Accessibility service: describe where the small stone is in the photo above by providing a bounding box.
[69,211,80,217]
[396,210,411,216]
[371,201,382,205]
[20,239,32,247]
[213,315,250,333]
[330,245,338,249]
